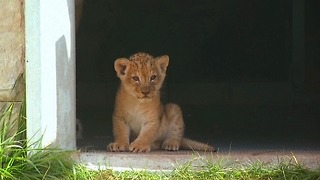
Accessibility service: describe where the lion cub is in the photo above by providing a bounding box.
[107,52,216,152]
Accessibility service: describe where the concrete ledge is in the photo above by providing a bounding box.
[76,150,320,171]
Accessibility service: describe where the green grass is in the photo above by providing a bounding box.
[1,102,320,179]
[168,158,320,180]
[0,102,76,179]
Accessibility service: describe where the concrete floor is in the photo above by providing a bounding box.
[76,137,320,171]
[76,150,320,171]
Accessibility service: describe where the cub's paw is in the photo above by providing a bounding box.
[107,142,129,152]
[162,139,180,151]
[129,142,151,153]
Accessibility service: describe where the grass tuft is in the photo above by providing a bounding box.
[0,102,75,179]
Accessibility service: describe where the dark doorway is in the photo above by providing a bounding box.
[76,0,320,151]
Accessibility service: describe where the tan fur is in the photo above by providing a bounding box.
[107,52,216,153]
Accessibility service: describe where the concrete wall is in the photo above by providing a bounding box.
[0,0,25,134]
[0,0,25,102]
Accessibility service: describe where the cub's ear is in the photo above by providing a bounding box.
[156,55,169,73]
[114,58,129,76]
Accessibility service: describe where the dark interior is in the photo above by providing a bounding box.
[76,0,320,150]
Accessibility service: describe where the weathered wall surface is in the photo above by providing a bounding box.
[0,0,25,102]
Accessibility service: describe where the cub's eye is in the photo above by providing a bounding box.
[132,76,140,82]
[150,75,157,81]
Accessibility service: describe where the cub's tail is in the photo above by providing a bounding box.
[181,138,217,152]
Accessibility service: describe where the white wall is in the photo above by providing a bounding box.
[25,0,76,150]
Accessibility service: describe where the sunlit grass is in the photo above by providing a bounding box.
[168,158,320,180]
[0,102,75,179]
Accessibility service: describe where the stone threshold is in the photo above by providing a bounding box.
[75,150,320,171]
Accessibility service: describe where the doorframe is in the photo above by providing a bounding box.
[25,0,76,150]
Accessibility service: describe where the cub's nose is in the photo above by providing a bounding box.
[142,90,150,95]
[141,86,151,96]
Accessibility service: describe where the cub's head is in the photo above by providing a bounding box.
[114,52,169,102]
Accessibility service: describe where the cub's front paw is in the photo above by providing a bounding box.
[129,142,151,153]
[107,142,129,152]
